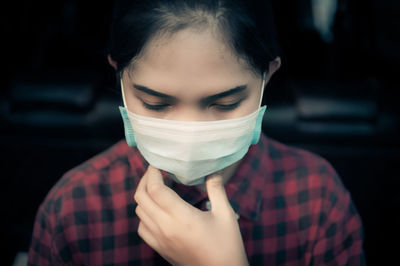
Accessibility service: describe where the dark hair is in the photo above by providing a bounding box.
[107,0,279,76]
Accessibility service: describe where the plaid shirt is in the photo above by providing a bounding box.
[28,134,365,265]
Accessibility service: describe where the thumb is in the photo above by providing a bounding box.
[205,174,233,215]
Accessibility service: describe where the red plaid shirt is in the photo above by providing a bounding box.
[28,134,365,265]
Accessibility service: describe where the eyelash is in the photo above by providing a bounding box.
[211,101,242,111]
[140,100,243,112]
[141,101,172,111]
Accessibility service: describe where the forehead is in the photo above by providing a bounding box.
[125,29,257,95]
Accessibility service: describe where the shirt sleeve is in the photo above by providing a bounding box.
[27,205,63,266]
[310,173,366,266]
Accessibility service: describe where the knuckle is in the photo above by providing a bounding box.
[209,181,222,191]
[159,219,175,240]
[207,175,223,186]
[137,222,144,237]
[135,205,141,217]
[147,183,162,198]
[161,226,176,241]
[133,190,141,204]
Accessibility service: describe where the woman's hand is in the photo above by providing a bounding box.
[134,166,249,266]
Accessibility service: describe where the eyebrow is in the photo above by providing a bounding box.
[133,84,247,103]
[133,84,176,100]
[201,85,247,104]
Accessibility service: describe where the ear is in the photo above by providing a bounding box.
[107,55,118,70]
[264,57,281,82]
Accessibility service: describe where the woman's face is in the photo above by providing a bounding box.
[121,28,265,121]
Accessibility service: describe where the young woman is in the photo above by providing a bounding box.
[28,0,365,265]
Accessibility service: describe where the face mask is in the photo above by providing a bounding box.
[119,75,267,186]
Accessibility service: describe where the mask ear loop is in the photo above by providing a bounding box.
[259,72,266,107]
[120,78,129,108]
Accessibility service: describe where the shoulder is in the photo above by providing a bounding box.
[30,140,144,264]
[260,134,357,224]
[262,135,343,190]
[38,139,143,222]
[260,136,365,263]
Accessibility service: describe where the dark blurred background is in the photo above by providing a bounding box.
[1,0,399,265]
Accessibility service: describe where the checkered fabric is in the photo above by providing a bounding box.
[28,134,365,265]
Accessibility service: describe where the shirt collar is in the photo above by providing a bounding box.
[224,134,269,221]
[127,134,269,222]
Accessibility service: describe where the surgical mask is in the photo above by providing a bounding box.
[119,75,267,185]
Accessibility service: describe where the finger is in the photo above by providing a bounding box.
[137,221,160,251]
[134,167,170,223]
[205,174,233,215]
[146,165,194,217]
[135,205,161,237]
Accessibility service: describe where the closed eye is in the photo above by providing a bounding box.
[141,100,171,111]
[211,100,243,111]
